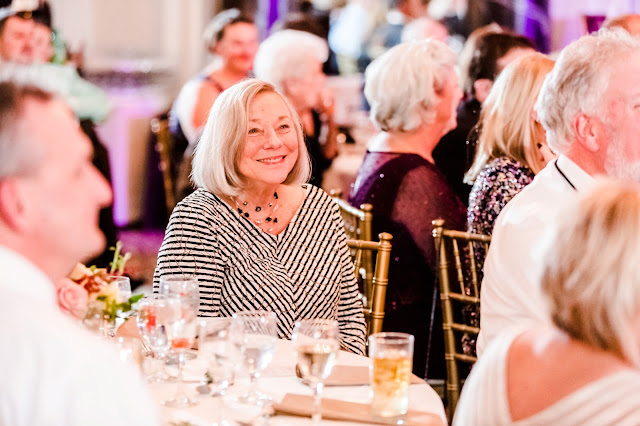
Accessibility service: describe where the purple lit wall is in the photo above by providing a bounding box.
[268,0,279,30]
[96,87,169,227]
[256,0,289,37]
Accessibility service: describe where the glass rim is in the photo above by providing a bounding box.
[158,274,199,282]
[198,317,232,326]
[294,318,339,327]
[368,332,414,343]
[107,275,130,283]
[231,310,276,319]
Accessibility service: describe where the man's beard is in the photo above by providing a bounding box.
[604,132,640,183]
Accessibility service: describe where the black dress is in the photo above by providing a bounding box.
[305,109,334,187]
[349,151,466,379]
[433,97,481,207]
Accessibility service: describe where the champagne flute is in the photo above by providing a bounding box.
[163,297,199,408]
[232,310,277,404]
[137,296,175,383]
[292,319,340,424]
[198,318,238,425]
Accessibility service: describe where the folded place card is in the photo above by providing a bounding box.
[323,365,425,386]
[273,393,444,426]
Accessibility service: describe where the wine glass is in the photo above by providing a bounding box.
[292,319,340,424]
[110,275,133,330]
[137,296,175,383]
[162,297,199,408]
[109,275,132,303]
[198,318,238,425]
[232,310,277,404]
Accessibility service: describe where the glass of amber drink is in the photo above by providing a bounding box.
[368,332,414,419]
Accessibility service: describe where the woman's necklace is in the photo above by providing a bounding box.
[231,192,279,231]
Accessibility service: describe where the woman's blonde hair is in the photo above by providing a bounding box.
[464,53,554,184]
[542,179,640,367]
[191,78,311,196]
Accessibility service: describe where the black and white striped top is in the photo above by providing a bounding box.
[154,184,367,355]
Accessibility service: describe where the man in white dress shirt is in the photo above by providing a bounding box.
[0,82,159,425]
[478,28,640,354]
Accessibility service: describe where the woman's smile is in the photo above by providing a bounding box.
[257,155,286,164]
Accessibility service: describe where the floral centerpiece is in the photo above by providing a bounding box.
[56,242,143,332]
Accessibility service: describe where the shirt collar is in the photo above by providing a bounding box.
[0,245,57,307]
[556,155,595,191]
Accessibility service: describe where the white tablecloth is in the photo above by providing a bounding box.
[150,339,446,425]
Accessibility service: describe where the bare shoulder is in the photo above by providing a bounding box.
[507,329,629,421]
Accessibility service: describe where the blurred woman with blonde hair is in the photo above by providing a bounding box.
[454,179,640,424]
[465,52,555,238]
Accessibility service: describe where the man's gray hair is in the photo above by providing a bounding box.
[253,29,328,92]
[364,39,456,132]
[535,28,640,154]
[0,81,52,179]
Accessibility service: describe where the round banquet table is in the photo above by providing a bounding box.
[149,339,447,425]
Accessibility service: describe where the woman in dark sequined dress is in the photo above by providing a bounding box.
[466,53,555,239]
[462,53,554,357]
[349,40,466,379]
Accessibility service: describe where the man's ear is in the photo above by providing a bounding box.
[0,179,29,233]
[473,79,493,104]
[573,113,602,153]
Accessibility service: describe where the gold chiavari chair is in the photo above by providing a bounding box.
[150,116,176,217]
[329,189,373,241]
[329,188,374,301]
[329,189,381,332]
[347,232,392,337]
[432,218,491,424]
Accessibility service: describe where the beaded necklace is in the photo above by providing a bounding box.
[231,192,279,232]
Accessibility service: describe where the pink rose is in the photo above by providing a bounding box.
[56,278,89,320]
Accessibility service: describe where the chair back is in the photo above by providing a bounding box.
[346,232,392,337]
[150,117,176,216]
[432,218,491,423]
[329,189,376,307]
[329,189,373,241]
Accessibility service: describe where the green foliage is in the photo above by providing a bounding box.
[109,241,132,275]
[96,294,144,322]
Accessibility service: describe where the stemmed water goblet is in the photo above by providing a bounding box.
[292,319,340,425]
[162,296,199,408]
[137,295,175,383]
[198,318,239,425]
[232,310,277,405]
[159,275,199,361]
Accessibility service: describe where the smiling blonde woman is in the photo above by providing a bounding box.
[155,79,367,355]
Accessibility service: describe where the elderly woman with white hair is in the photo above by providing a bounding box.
[349,40,466,379]
[454,179,640,424]
[253,29,337,187]
[154,79,366,355]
